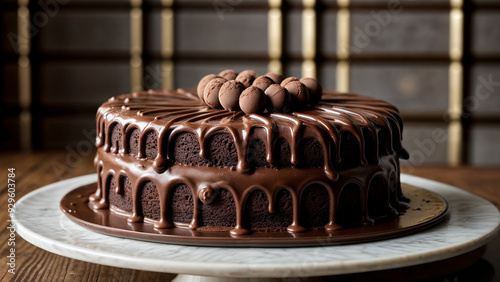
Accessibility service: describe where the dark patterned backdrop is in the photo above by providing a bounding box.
[1,0,499,166]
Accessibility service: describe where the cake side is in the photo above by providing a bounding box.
[90,85,409,235]
[96,146,403,233]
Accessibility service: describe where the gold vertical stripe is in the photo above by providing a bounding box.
[130,55,143,92]
[268,2,282,74]
[448,62,463,121]
[131,8,143,55]
[131,0,142,7]
[337,8,350,61]
[268,9,282,60]
[161,7,174,89]
[336,61,350,93]
[18,7,30,55]
[19,57,31,110]
[302,7,316,78]
[20,111,31,150]
[448,121,463,166]
[19,59,32,151]
[303,0,315,8]
[130,4,143,92]
[161,9,174,60]
[450,0,463,9]
[337,7,350,92]
[161,61,174,90]
[337,0,349,8]
[269,0,281,8]
[268,59,282,74]
[302,60,316,78]
[18,1,31,150]
[18,7,30,109]
[447,2,464,166]
[450,9,463,61]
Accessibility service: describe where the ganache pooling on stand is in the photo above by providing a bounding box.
[90,69,411,236]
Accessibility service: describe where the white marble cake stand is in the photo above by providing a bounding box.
[14,174,500,282]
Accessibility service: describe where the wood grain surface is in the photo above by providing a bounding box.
[1,151,499,282]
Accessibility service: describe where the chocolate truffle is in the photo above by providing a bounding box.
[265,84,291,113]
[203,77,227,109]
[197,74,219,102]
[235,70,259,87]
[300,77,323,104]
[265,72,285,84]
[219,80,245,111]
[252,76,275,91]
[284,81,309,108]
[218,69,238,80]
[280,77,299,87]
[239,86,266,114]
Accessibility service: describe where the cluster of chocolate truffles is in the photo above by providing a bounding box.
[197,69,323,114]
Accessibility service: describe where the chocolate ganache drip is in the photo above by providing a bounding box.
[92,70,410,236]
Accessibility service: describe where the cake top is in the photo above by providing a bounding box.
[96,70,409,180]
[197,69,323,114]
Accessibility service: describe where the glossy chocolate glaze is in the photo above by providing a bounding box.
[91,88,410,236]
[62,183,448,247]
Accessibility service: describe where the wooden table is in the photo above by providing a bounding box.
[1,151,499,281]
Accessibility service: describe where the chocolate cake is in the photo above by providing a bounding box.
[90,70,410,236]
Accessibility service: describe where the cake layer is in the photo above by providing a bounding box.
[92,147,407,235]
[96,89,408,175]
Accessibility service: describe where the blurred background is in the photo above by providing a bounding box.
[1,0,499,167]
